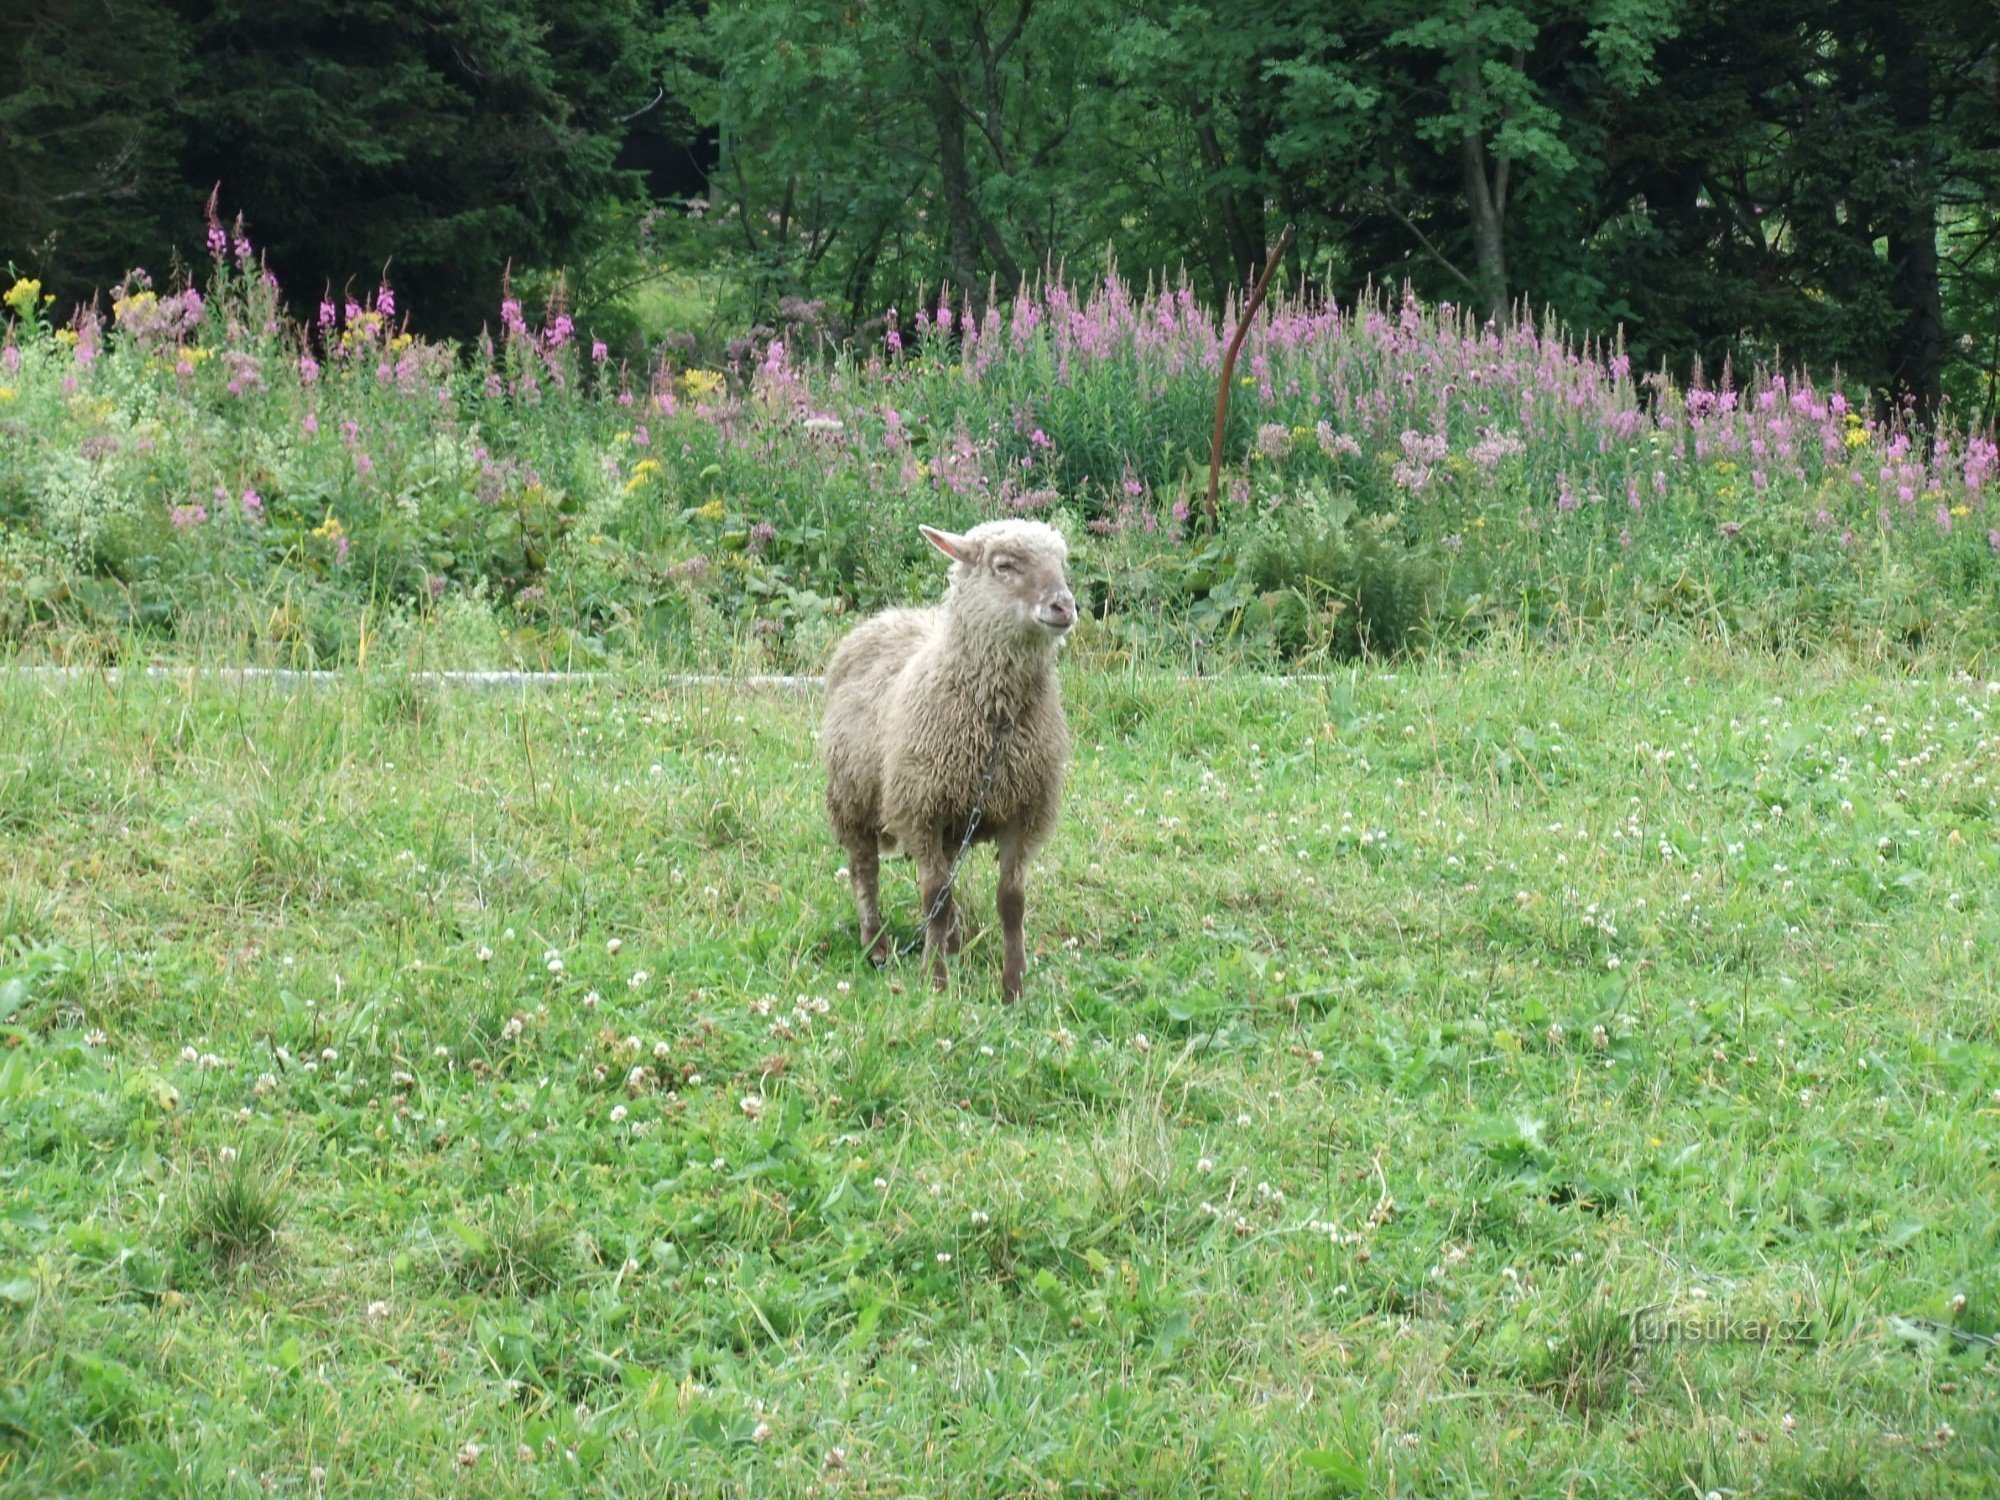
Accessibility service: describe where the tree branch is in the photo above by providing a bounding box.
[1370,190,1479,294]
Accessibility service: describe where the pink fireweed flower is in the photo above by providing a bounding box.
[318,298,336,330]
[377,283,395,320]
[299,354,319,384]
[355,452,373,476]
[335,535,350,563]
[1936,505,1951,534]
[592,339,608,362]
[170,503,207,529]
[241,488,264,520]
[1255,424,1292,462]
[302,412,319,436]
[632,425,650,447]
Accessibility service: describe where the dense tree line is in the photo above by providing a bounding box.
[4,1,1998,421]
[2,0,672,331]
[715,0,2000,423]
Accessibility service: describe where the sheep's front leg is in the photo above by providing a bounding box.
[914,826,955,991]
[996,831,1031,1003]
[848,838,891,966]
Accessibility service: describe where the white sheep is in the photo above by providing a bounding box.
[821,520,1076,1000]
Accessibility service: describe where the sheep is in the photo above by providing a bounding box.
[822,519,1077,1001]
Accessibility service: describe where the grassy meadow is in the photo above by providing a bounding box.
[4,640,1999,1495]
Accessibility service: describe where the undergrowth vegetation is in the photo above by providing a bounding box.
[3,644,1999,1494]
[3,216,1997,670]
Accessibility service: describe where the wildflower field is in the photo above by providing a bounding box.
[3,220,1998,670]
[4,644,2000,1494]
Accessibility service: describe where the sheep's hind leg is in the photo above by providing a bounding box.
[914,827,955,991]
[996,831,1031,1003]
[848,838,891,966]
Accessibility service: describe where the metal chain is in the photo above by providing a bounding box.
[867,716,1015,961]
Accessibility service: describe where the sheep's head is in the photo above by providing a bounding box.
[921,520,1077,641]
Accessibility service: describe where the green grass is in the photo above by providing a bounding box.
[3,639,1999,1495]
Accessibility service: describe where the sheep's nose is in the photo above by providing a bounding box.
[1045,593,1076,628]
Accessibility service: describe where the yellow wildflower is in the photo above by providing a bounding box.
[679,368,726,400]
[54,329,77,346]
[3,277,41,316]
[112,290,158,323]
[0,388,14,402]
[311,515,346,542]
[696,498,726,522]
[1844,425,1869,450]
[1951,504,1971,518]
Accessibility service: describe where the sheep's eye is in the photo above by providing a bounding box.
[992,556,1018,575]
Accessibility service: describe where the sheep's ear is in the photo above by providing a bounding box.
[919,526,980,565]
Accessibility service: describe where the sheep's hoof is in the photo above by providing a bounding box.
[865,934,892,967]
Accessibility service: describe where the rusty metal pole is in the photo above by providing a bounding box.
[1205,224,1296,527]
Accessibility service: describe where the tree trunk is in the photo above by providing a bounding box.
[929,59,987,303]
[1883,28,1943,424]
[1457,46,1512,327]
[1195,119,1258,290]
[1461,126,1510,326]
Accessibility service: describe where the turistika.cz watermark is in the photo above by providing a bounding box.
[1630,1308,1816,1346]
